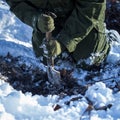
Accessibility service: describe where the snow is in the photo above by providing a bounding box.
[85,82,114,108]
[0,1,120,120]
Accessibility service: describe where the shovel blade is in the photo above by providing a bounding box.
[47,66,61,85]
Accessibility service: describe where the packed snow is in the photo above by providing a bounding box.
[0,1,120,120]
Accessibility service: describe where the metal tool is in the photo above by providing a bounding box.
[45,32,61,85]
[40,12,61,85]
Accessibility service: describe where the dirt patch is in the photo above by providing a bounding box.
[0,53,87,96]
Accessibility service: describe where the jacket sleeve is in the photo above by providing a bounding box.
[6,0,39,28]
[57,0,106,53]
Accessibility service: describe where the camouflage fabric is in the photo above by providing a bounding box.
[6,0,110,65]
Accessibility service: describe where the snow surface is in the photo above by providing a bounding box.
[0,1,120,120]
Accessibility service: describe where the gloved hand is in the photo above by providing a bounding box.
[37,14,55,33]
[46,39,62,57]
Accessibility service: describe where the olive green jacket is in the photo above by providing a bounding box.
[6,0,110,64]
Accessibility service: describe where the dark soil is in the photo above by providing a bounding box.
[0,53,120,96]
[0,53,88,96]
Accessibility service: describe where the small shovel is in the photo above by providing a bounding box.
[45,32,61,85]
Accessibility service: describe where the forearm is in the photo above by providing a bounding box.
[6,0,39,28]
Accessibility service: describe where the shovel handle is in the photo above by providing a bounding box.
[45,32,54,67]
[45,12,57,67]
[46,32,52,41]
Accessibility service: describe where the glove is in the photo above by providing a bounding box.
[47,39,62,57]
[37,14,55,33]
